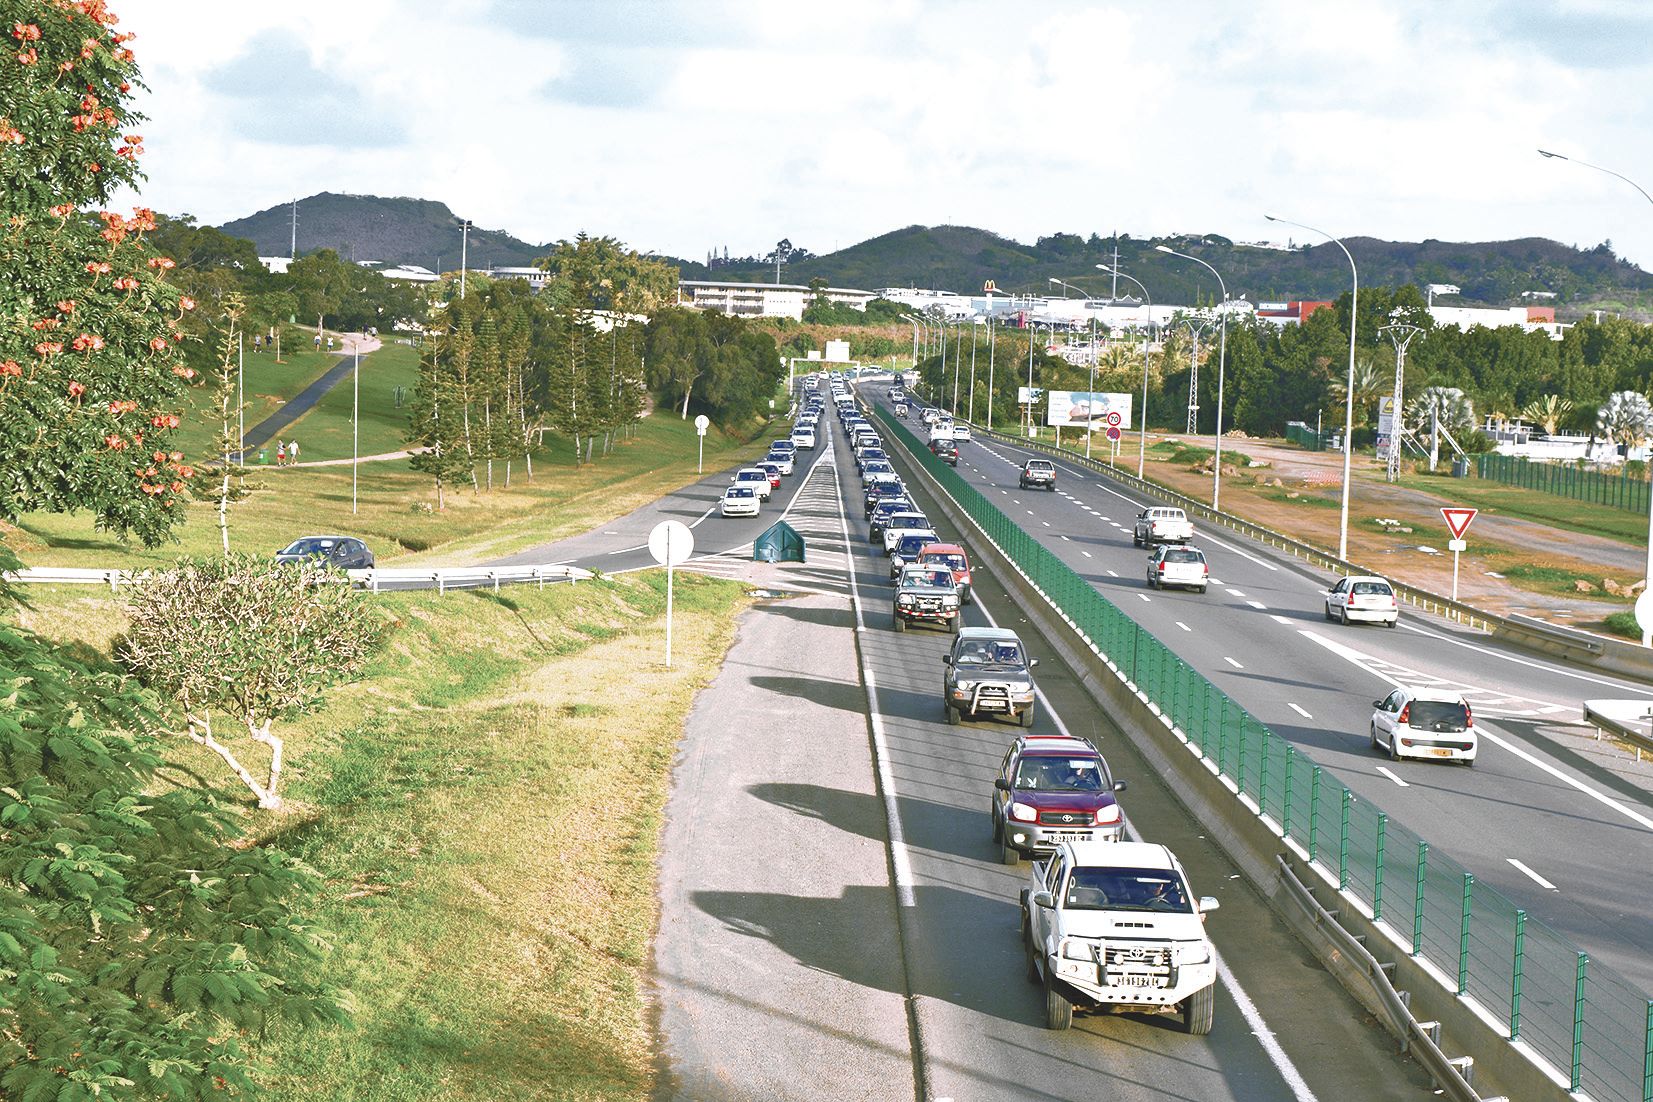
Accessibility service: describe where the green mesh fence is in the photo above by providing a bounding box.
[1475,452,1651,516]
[873,403,1653,1101]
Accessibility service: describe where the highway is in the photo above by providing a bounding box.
[545,403,1438,1099]
[868,387,1653,997]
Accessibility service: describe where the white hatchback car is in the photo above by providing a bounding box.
[1370,687,1476,765]
[1325,575,1400,627]
[732,467,773,500]
[721,485,760,517]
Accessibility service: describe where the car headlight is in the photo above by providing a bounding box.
[953,679,976,692]
[1177,942,1212,966]
[1009,801,1037,823]
[942,597,958,608]
[1094,804,1121,825]
[1061,938,1097,961]
[897,595,915,606]
[1007,681,1031,694]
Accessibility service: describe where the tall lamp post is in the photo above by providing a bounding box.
[1265,215,1359,560]
[1154,246,1230,511]
[1097,263,1155,477]
[1539,148,1653,593]
[1050,277,1101,457]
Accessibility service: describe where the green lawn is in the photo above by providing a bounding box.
[172,326,351,460]
[14,571,749,1102]
[1396,469,1650,547]
[6,410,784,568]
[279,341,425,462]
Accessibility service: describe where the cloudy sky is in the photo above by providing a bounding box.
[111,0,1653,271]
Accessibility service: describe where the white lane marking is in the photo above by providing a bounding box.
[1376,766,1410,788]
[1060,534,1070,541]
[1396,619,1653,700]
[1287,702,1312,719]
[1223,656,1243,668]
[1138,593,1152,603]
[1026,509,1035,516]
[1081,550,1093,558]
[1041,521,1051,528]
[1176,621,1191,632]
[1195,530,1282,573]
[830,452,915,908]
[1106,569,1119,577]
[1271,615,1294,625]
[607,543,647,555]
[1302,630,1653,834]
[1507,858,1559,891]
[1226,588,1246,597]
[687,503,719,528]
[1246,600,1267,610]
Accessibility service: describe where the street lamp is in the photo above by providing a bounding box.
[1154,245,1230,511]
[901,313,920,376]
[1265,214,1359,560]
[1051,277,1101,458]
[1538,148,1653,595]
[1097,263,1155,478]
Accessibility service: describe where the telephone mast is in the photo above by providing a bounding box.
[1378,315,1425,482]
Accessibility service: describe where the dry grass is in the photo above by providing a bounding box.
[16,573,749,1101]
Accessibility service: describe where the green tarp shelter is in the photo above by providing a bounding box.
[753,520,806,563]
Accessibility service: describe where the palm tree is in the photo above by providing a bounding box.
[1326,352,1388,422]
[1404,386,1476,441]
[1519,394,1574,437]
[1597,391,1653,452]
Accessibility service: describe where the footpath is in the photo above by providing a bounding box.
[231,332,382,462]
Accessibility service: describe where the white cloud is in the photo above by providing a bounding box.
[110,0,1653,272]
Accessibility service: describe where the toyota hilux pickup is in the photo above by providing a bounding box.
[892,564,961,634]
[1019,458,1057,491]
[1021,840,1220,1034]
[1133,506,1194,546]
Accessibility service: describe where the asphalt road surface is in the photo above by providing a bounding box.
[867,388,1653,999]
[637,404,1438,1100]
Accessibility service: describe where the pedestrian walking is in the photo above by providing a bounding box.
[276,441,287,465]
[327,336,335,351]
[287,438,300,464]
[313,333,321,350]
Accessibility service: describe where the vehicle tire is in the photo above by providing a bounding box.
[1001,838,1019,866]
[950,613,961,634]
[1045,978,1074,1031]
[992,807,1002,842]
[1196,585,1207,594]
[1133,532,1142,547]
[1024,929,1042,984]
[945,702,960,726]
[1389,733,1402,762]
[1182,985,1215,1035]
[1370,723,1381,751]
[1324,603,1334,622]
[894,615,907,633]
[1387,617,1399,629]
[1338,605,1350,626]
[1019,703,1036,729]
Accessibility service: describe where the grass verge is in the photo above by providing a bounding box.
[16,570,749,1101]
[1394,469,1651,547]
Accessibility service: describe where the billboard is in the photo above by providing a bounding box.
[1046,390,1133,429]
[1017,386,1044,405]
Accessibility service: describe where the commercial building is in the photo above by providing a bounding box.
[679,279,877,321]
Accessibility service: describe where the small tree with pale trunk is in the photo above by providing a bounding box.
[119,554,383,809]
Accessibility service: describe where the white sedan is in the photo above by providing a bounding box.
[731,467,773,500]
[1325,575,1399,627]
[1370,686,1476,764]
[721,485,760,517]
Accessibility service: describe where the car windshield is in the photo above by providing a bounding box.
[1064,868,1191,913]
[1409,700,1469,730]
[924,553,966,570]
[1016,756,1105,791]
[895,536,934,555]
[1163,549,1203,564]
[738,471,764,481]
[903,570,954,590]
[1352,581,1392,595]
[281,538,337,555]
[1027,462,1052,471]
[955,641,1023,666]
[727,487,755,498]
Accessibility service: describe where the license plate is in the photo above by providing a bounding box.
[979,701,1006,711]
[1116,973,1158,988]
[1431,748,1453,758]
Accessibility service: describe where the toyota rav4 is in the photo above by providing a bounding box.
[992,734,1127,865]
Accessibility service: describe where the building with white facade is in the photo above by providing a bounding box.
[679,280,876,321]
[1429,304,1567,340]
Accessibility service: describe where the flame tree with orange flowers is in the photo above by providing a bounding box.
[0,3,346,1098]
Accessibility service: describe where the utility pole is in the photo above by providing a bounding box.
[459,219,472,298]
[1378,318,1424,483]
[1180,317,1212,434]
[289,199,297,260]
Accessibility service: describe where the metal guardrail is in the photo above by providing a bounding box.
[1582,699,1653,761]
[956,419,1630,669]
[872,398,1653,1102]
[7,563,595,594]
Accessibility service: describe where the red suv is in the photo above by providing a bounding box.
[991,734,1127,865]
[917,542,974,604]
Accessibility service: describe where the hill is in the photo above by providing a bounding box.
[676,226,1653,315]
[219,193,549,270]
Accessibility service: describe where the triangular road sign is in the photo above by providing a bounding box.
[1440,507,1477,540]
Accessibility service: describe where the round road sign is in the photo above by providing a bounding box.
[1636,590,1653,638]
[1106,426,1122,442]
[648,520,694,567]
[694,413,709,437]
[1105,410,1122,427]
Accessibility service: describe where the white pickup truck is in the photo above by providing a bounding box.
[1133,506,1194,546]
[1022,840,1220,1033]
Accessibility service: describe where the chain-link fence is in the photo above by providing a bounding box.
[1476,453,1650,516]
[874,403,1653,1102]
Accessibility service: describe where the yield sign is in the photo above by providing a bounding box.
[1440,507,1477,540]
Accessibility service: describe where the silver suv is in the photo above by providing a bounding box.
[1019,459,1057,491]
[942,627,1038,727]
